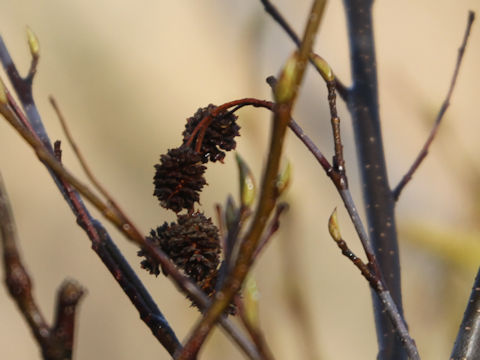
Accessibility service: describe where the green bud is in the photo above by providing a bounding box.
[236,153,256,207]
[312,54,334,82]
[276,160,292,195]
[26,27,40,58]
[328,208,342,242]
[274,52,300,104]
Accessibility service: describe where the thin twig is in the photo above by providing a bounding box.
[1,79,261,359]
[0,47,183,354]
[268,74,416,355]
[265,76,331,173]
[47,139,183,355]
[49,96,117,206]
[279,214,323,360]
[0,34,49,149]
[393,11,476,201]
[327,80,345,176]
[252,202,288,260]
[267,76,377,260]
[259,0,349,100]
[235,298,275,360]
[328,209,420,360]
[177,2,327,358]
[0,172,85,360]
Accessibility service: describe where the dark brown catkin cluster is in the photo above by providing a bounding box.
[138,212,221,295]
[182,104,240,164]
[139,104,240,313]
[153,147,206,213]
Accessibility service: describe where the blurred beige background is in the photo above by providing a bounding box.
[1,1,479,359]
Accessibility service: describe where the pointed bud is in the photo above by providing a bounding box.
[26,27,40,59]
[244,274,260,327]
[275,51,300,104]
[312,54,334,82]
[236,153,256,207]
[276,160,291,195]
[225,195,238,233]
[328,208,342,242]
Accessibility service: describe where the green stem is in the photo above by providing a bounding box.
[176,1,327,359]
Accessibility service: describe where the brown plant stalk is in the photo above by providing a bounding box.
[0,173,85,360]
[393,11,476,201]
[0,38,260,358]
[176,1,327,358]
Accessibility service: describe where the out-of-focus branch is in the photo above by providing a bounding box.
[252,203,288,260]
[259,0,349,100]
[0,36,182,356]
[266,76,377,264]
[328,209,419,359]
[235,295,275,360]
[50,281,85,359]
[49,96,118,207]
[279,214,323,360]
[0,34,258,359]
[393,11,475,201]
[450,266,480,359]
[267,70,417,357]
[177,2,327,358]
[0,172,85,360]
[0,31,48,148]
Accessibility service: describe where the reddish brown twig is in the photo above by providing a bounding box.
[177,2,327,358]
[183,98,273,152]
[267,73,417,356]
[328,209,419,360]
[0,173,85,360]
[0,42,259,358]
[252,202,288,260]
[49,96,120,209]
[327,80,346,181]
[259,0,349,100]
[393,11,475,201]
[235,297,275,360]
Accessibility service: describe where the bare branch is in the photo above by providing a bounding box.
[235,297,275,360]
[0,39,259,359]
[393,11,476,201]
[0,172,85,360]
[50,281,85,359]
[0,34,49,148]
[177,2,327,358]
[252,202,289,260]
[328,209,419,360]
[49,96,117,205]
[260,0,349,100]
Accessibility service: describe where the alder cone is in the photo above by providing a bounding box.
[183,104,240,163]
[153,147,206,213]
[139,212,220,286]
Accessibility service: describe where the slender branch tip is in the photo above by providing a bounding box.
[26,26,40,58]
